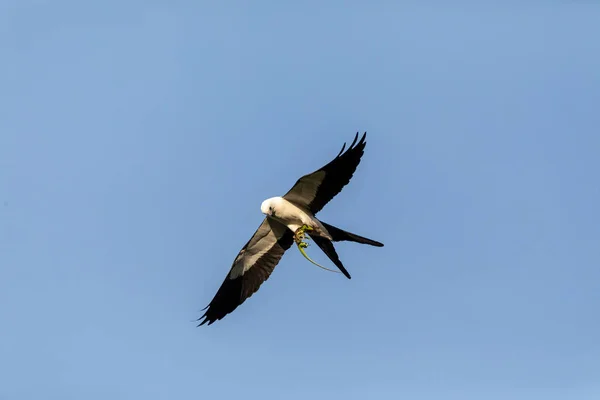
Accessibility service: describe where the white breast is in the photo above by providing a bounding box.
[270,197,330,239]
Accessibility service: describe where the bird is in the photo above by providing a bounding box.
[198,132,383,326]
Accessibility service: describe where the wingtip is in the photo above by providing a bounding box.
[197,316,214,327]
[349,132,359,149]
[337,132,368,157]
[196,307,214,326]
[336,142,347,158]
[357,131,367,147]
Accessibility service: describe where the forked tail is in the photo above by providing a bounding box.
[321,222,384,247]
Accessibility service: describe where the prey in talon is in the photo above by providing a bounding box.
[294,224,312,245]
[292,224,339,273]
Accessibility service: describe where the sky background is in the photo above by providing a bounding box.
[1,2,600,399]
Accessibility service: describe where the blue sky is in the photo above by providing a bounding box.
[1,2,600,399]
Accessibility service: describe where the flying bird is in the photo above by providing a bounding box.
[198,132,383,326]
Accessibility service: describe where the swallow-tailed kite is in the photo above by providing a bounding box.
[198,132,383,326]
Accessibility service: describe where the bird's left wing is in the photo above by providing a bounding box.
[283,132,367,215]
[198,217,294,326]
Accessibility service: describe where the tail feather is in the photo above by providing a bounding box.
[321,222,384,247]
[309,236,352,279]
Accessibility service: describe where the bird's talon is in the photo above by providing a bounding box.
[294,224,313,244]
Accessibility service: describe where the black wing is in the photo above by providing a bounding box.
[283,132,367,215]
[198,217,294,326]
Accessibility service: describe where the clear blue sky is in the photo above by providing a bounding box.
[1,2,599,399]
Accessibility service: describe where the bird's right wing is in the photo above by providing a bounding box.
[198,217,294,326]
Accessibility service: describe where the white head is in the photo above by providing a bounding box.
[260,196,281,217]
